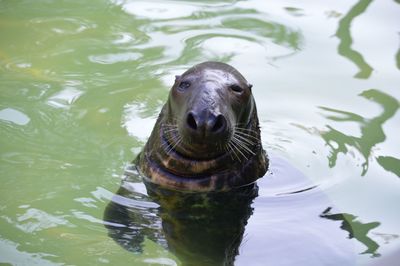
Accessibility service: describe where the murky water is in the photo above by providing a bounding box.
[1,0,399,265]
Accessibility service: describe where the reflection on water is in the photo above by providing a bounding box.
[221,17,302,50]
[321,207,381,257]
[376,156,400,178]
[302,89,399,176]
[397,36,400,70]
[336,0,373,79]
[396,45,400,69]
[104,170,257,266]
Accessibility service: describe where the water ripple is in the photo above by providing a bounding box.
[88,52,142,65]
[113,1,302,68]
[15,208,74,233]
[120,1,199,20]
[0,238,62,266]
[47,87,84,109]
[29,17,97,35]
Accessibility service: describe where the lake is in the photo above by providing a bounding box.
[0,0,399,265]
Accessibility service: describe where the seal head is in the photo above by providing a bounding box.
[136,61,268,191]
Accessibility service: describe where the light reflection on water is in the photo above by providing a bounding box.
[0,0,399,265]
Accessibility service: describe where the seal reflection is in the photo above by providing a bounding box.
[104,175,258,266]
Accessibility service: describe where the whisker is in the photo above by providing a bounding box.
[161,123,182,155]
[232,139,254,159]
[234,130,260,141]
[234,126,257,133]
[166,135,180,155]
[235,132,258,139]
[230,140,248,161]
[228,142,241,162]
[167,136,182,155]
[161,141,170,152]
[232,136,256,155]
[163,125,178,129]
[163,128,178,133]
[235,129,259,138]
[233,133,256,146]
[225,144,234,161]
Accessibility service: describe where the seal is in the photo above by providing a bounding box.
[136,61,268,191]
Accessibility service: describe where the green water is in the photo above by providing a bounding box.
[0,0,399,265]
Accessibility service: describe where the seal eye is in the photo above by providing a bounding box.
[179,81,191,90]
[230,85,243,93]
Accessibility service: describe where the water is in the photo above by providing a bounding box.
[0,0,399,265]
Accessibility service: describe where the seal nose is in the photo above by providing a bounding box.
[186,111,227,136]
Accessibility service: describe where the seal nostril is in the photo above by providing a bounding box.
[212,115,226,132]
[187,113,197,130]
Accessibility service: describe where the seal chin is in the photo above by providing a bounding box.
[181,140,229,159]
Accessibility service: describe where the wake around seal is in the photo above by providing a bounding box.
[136,61,268,191]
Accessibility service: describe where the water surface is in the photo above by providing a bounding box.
[1,0,399,265]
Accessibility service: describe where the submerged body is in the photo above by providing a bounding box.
[104,178,258,265]
[136,61,268,191]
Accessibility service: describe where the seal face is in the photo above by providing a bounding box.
[136,61,268,191]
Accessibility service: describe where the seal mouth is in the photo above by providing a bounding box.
[161,124,229,161]
[161,120,258,162]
